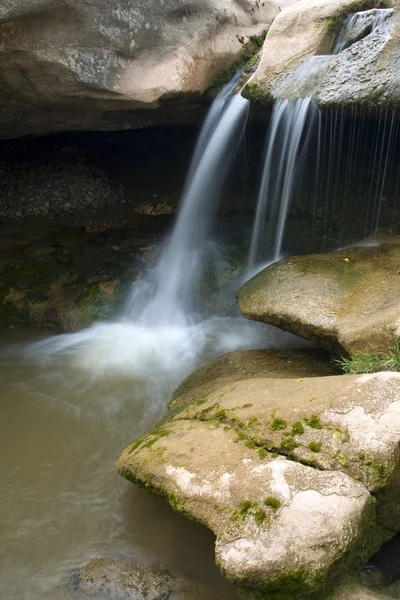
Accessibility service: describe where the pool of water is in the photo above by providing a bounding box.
[0,326,240,600]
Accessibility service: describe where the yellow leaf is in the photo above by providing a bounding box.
[297,379,303,383]
[343,258,350,262]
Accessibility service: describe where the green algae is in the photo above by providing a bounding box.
[304,415,323,430]
[291,421,305,436]
[281,437,298,451]
[309,441,322,453]
[270,417,288,431]
[264,497,281,510]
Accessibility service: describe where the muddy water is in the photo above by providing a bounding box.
[0,327,239,600]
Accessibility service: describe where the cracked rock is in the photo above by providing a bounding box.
[116,349,400,598]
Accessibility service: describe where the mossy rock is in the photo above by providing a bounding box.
[238,236,400,357]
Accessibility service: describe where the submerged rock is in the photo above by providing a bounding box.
[238,235,400,356]
[326,579,389,599]
[117,347,400,599]
[62,556,210,599]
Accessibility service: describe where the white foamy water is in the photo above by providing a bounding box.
[19,74,300,422]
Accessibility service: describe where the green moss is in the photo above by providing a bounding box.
[242,403,253,408]
[206,30,268,91]
[196,395,208,406]
[333,450,349,467]
[270,417,288,431]
[254,509,267,525]
[118,468,196,523]
[143,427,171,449]
[258,448,268,459]
[291,421,305,436]
[128,426,172,454]
[358,454,388,487]
[304,415,323,430]
[128,438,144,454]
[309,441,322,453]
[281,437,298,451]
[242,80,271,104]
[214,409,228,422]
[264,496,281,510]
[231,500,258,521]
[245,439,256,449]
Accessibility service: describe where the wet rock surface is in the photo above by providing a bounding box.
[0,217,164,331]
[62,557,211,599]
[238,235,400,356]
[326,579,390,599]
[243,0,400,109]
[117,347,400,599]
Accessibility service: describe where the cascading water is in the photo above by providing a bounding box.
[333,8,394,54]
[19,73,299,423]
[130,74,249,324]
[247,97,318,273]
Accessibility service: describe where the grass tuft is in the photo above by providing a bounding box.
[338,341,400,374]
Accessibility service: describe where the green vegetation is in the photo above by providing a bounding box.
[324,1,388,44]
[245,439,256,449]
[304,415,323,430]
[281,437,298,451]
[338,341,400,374]
[206,30,268,90]
[128,427,171,454]
[258,447,269,459]
[291,421,305,436]
[254,508,267,525]
[231,500,258,522]
[242,80,270,104]
[309,441,322,453]
[264,496,281,510]
[270,417,288,431]
[231,500,269,526]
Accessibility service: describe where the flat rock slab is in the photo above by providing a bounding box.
[238,236,400,356]
[117,352,400,598]
[169,348,334,410]
[62,557,210,600]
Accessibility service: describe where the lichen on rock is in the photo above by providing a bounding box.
[117,348,400,598]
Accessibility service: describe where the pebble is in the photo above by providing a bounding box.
[0,147,125,221]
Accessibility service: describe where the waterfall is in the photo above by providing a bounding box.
[127,74,249,325]
[247,97,318,273]
[333,8,393,54]
[23,72,293,416]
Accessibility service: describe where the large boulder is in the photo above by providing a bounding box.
[238,236,400,357]
[117,349,400,599]
[243,0,400,108]
[0,0,297,138]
